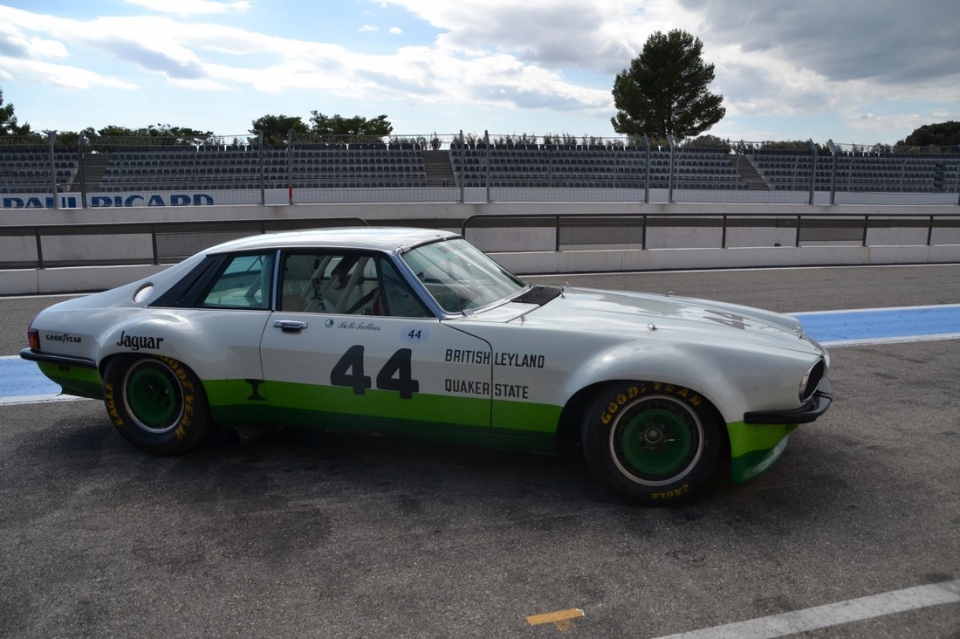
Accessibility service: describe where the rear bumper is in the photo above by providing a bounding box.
[20,348,97,369]
[20,348,103,400]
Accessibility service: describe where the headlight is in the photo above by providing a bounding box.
[799,359,825,402]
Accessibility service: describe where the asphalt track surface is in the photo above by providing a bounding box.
[2,264,959,638]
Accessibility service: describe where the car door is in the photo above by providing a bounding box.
[157,250,277,424]
[260,249,493,436]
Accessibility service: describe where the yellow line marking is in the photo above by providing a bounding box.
[526,608,585,628]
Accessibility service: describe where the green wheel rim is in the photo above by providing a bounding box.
[609,395,704,486]
[123,361,182,432]
[621,408,693,476]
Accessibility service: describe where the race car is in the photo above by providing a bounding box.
[22,227,832,504]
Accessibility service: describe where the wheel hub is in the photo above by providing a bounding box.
[643,425,664,446]
[124,362,181,431]
[616,403,697,480]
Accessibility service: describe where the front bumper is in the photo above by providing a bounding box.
[728,377,833,483]
[743,377,833,425]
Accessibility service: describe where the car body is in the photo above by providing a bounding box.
[22,227,832,503]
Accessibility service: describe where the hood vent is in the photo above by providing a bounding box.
[514,285,562,306]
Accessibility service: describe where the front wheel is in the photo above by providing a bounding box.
[582,382,723,504]
[103,355,212,455]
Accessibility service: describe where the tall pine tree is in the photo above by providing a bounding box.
[611,30,725,141]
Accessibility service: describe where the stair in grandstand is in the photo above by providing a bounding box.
[733,155,770,190]
[72,153,113,193]
[421,150,456,187]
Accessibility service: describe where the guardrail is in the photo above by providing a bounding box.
[0,217,368,269]
[4,213,960,271]
[2,212,959,294]
[461,212,960,252]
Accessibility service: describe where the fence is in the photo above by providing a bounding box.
[3,212,958,271]
[2,132,959,209]
[460,212,960,252]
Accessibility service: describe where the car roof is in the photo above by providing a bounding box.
[205,226,459,255]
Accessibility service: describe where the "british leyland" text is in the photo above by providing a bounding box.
[445,349,544,368]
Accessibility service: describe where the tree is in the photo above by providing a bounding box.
[250,114,309,146]
[143,123,215,145]
[308,112,393,138]
[684,134,731,152]
[611,30,725,141]
[50,129,94,149]
[0,88,33,136]
[96,125,141,137]
[897,121,960,148]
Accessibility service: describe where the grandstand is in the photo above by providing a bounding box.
[452,144,744,190]
[95,144,431,192]
[0,148,80,195]
[2,133,959,205]
[751,148,960,193]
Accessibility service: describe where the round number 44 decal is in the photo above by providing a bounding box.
[331,345,420,400]
[401,327,430,344]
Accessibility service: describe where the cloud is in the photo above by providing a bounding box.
[0,56,137,90]
[3,0,956,143]
[678,0,960,86]
[0,17,68,60]
[0,4,612,116]
[99,37,206,79]
[371,0,700,73]
[125,0,252,15]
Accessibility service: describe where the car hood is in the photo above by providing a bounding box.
[472,287,822,355]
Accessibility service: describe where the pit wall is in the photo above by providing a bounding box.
[2,201,958,296]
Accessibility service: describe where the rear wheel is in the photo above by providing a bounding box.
[582,381,723,504]
[103,355,212,455]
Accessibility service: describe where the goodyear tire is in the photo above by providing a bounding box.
[582,381,723,504]
[103,355,212,455]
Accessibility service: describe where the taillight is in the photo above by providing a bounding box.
[28,328,40,351]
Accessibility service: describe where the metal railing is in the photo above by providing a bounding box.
[0,217,368,269]
[4,212,957,271]
[461,212,960,252]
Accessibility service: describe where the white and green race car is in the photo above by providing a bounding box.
[22,227,832,504]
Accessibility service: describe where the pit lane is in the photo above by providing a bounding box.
[1,264,958,638]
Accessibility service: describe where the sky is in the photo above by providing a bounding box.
[1,0,958,145]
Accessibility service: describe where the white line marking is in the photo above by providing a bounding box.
[822,332,960,348]
[792,303,960,316]
[0,293,88,301]
[650,580,960,639]
[0,394,91,406]
[531,263,960,278]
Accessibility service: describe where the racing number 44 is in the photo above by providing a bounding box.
[330,345,420,399]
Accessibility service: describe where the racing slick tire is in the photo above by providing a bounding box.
[103,355,213,456]
[582,381,723,505]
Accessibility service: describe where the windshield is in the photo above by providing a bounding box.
[401,238,527,313]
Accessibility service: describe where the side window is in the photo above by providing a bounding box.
[379,258,430,318]
[279,252,430,318]
[200,252,275,309]
[280,252,377,314]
